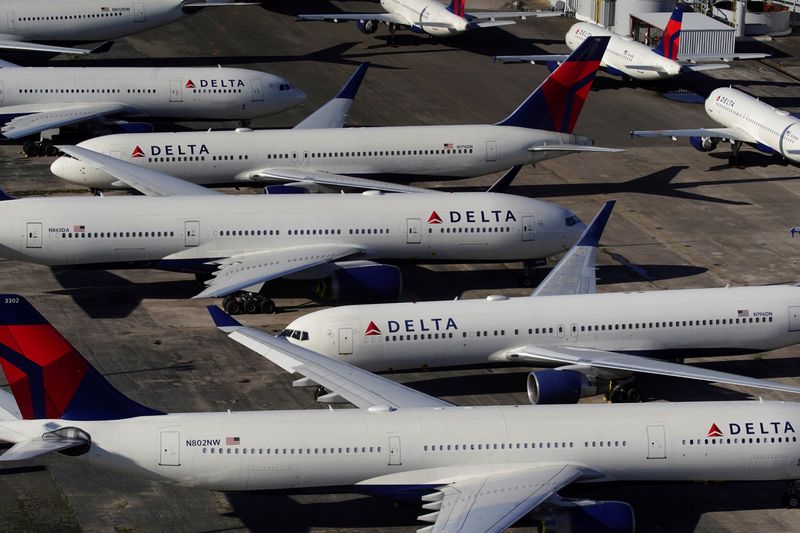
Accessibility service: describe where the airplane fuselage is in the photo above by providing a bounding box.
[705,87,800,162]
[566,22,681,80]
[284,285,800,371]
[0,192,582,272]
[3,401,799,491]
[51,125,590,188]
[1,0,212,43]
[0,67,304,122]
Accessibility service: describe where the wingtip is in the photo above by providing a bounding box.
[335,62,370,100]
[208,305,242,329]
[576,200,615,247]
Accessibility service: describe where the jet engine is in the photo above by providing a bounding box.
[535,500,635,533]
[357,19,379,34]
[689,136,718,152]
[526,369,598,405]
[320,261,402,304]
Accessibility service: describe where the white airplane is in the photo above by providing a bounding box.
[298,0,559,41]
[631,86,800,166]
[0,0,256,55]
[1,295,800,533]
[0,60,305,156]
[496,5,766,81]
[0,144,586,313]
[50,36,621,193]
[281,201,800,403]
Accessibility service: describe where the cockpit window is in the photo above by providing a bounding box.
[279,83,292,91]
[565,215,581,227]
[278,329,293,338]
[279,329,308,341]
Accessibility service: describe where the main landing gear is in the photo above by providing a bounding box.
[605,377,641,404]
[222,292,276,315]
[520,258,546,288]
[784,480,800,508]
[22,139,60,157]
[728,141,744,167]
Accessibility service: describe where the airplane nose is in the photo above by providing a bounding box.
[292,88,307,105]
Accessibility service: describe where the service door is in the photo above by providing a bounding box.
[134,3,145,22]
[185,221,200,247]
[521,215,535,241]
[646,425,666,459]
[406,218,421,244]
[159,431,180,466]
[26,222,41,248]
[250,79,263,101]
[301,151,310,166]
[0,82,4,105]
[6,13,14,30]
[486,140,497,161]
[169,80,183,103]
[338,327,353,355]
[789,306,800,332]
[388,435,402,465]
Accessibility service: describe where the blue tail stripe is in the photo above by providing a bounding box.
[0,344,46,418]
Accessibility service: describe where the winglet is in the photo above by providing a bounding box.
[576,200,615,247]
[208,306,242,332]
[653,5,683,60]
[486,166,522,193]
[335,63,370,100]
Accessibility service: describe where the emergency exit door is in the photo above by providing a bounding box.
[388,435,402,465]
[338,327,353,355]
[522,216,535,241]
[789,307,800,332]
[250,79,263,101]
[486,140,497,161]
[406,218,421,244]
[26,222,41,248]
[6,13,14,30]
[169,80,183,102]
[159,431,180,466]
[134,3,145,22]
[646,425,666,459]
[184,221,199,247]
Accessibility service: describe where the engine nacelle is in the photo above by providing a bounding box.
[538,501,635,533]
[689,136,718,152]
[321,262,402,304]
[357,19,379,34]
[754,142,778,155]
[263,185,309,195]
[527,369,597,405]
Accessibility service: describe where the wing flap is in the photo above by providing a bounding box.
[2,103,129,139]
[298,13,408,24]
[193,244,362,299]
[513,345,800,395]
[494,54,569,64]
[248,168,439,193]
[630,127,756,143]
[209,307,450,409]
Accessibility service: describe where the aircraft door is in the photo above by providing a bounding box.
[159,431,180,466]
[0,82,5,105]
[406,218,421,244]
[250,79,263,102]
[338,327,353,355]
[388,435,402,465]
[184,220,200,247]
[301,151,310,166]
[522,216,535,241]
[26,222,42,248]
[6,13,14,30]
[134,3,145,22]
[485,140,497,161]
[557,324,565,338]
[570,323,578,340]
[789,306,800,332]
[169,80,183,103]
[646,425,666,459]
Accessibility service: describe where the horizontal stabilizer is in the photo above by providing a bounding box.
[182,1,260,6]
[624,64,665,72]
[0,389,20,421]
[493,54,569,64]
[683,63,730,72]
[528,144,624,153]
[0,39,100,55]
[0,432,88,462]
[472,20,516,28]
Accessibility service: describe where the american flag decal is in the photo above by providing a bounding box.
[443,143,453,149]
[226,436,240,445]
[738,309,750,317]
[73,225,85,233]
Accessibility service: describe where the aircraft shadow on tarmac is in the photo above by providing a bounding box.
[444,165,800,206]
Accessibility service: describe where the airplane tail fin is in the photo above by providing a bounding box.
[0,295,163,421]
[446,0,466,17]
[652,5,683,60]
[496,36,609,133]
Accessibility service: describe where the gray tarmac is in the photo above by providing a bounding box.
[2,2,800,532]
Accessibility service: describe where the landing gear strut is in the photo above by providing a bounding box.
[519,258,546,288]
[222,292,276,315]
[388,23,397,45]
[783,480,800,508]
[728,141,743,167]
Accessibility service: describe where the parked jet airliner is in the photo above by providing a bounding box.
[496,6,765,81]
[298,0,557,41]
[0,0,256,55]
[50,37,620,194]
[631,86,800,166]
[1,295,800,533]
[0,145,586,313]
[281,201,800,403]
[0,60,304,155]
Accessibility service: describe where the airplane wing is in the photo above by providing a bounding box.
[245,167,440,194]
[209,306,451,409]
[298,13,410,25]
[191,244,363,299]
[510,345,800,395]
[294,63,369,129]
[361,464,584,533]
[493,54,569,64]
[57,145,222,197]
[1,102,131,139]
[630,127,757,144]
[531,201,614,297]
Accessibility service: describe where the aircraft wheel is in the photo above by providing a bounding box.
[223,298,242,316]
[314,386,326,400]
[783,489,799,508]
[626,386,641,403]
[44,143,59,157]
[260,298,276,314]
[519,275,534,288]
[244,299,258,314]
[608,386,625,403]
[22,141,39,157]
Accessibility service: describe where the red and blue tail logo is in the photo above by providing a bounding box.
[497,36,609,133]
[0,295,163,421]
[653,5,683,60]
[446,0,466,17]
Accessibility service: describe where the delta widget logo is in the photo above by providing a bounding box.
[707,423,723,437]
[364,321,382,336]
[185,80,196,89]
[428,211,443,224]
[131,146,145,158]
